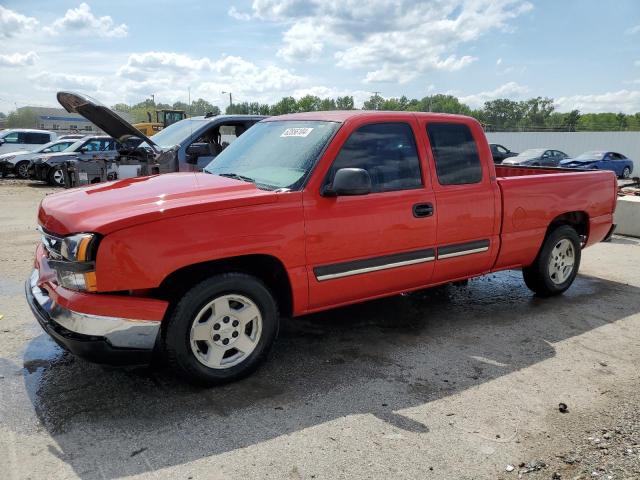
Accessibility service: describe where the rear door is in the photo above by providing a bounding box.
[420,120,500,284]
[304,118,437,308]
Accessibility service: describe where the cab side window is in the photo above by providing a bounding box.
[2,132,20,144]
[427,123,482,185]
[329,122,422,193]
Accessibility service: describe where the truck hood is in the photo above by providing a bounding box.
[57,91,159,153]
[38,172,280,235]
[561,159,597,166]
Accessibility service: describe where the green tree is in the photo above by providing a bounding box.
[270,97,298,115]
[6,108,38,128]
[363,94,385,110]
[190,98,219,116]
[335,96,354,110]
[296,95,322,112]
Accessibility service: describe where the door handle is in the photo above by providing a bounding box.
[412,202,434,218]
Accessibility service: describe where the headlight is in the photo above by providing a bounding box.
[42,230,99,292]
[3,155,16,162]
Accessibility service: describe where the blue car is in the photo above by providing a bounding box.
[561,151,634,179]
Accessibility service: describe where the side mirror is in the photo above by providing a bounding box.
[0,138,5,145]
[324,168,372,196]
[78,147,86,153]
[185,143,212,164]
[42,148,52,153]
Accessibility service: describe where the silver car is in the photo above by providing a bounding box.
[0,138,77,178]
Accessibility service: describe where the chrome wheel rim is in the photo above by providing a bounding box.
[52,169,64,185]
[17,163,29,178]
[189,294,262,369]
[548,238,575,284]
[623,168,630,179]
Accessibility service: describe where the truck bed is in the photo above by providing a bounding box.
[493,165,617,271]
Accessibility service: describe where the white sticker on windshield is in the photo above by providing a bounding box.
[281,127,313,138]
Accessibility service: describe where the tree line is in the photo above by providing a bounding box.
[3,93,640,132]
[111,93,640,131]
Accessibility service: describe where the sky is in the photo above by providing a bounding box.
[0,0,639,114]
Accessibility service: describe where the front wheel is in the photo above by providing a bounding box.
[14,161,30,179]
[164,273,279,386]
[621,167,631,179]
[48,167,65,186]
[522,225,581,297]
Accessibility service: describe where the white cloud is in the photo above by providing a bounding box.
[626,24,640,35]
[458,81,529,107]
[29,71,103,92]
[45,3,127,38]
[251,0,533,82]
[496,58,503,65]
[228,6,252,21]
[277,20,326,61]
[0,51,38,67]
[115,51,305,105]
[0,6,38,38]
[556,90,640,114]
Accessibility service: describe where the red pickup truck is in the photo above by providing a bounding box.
[26,110,617,385]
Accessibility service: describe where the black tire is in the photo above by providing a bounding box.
[522,225,581,297]
[164,273,279,386]
[621,167,631,179]
[47,166,65,186]
[14,161,30,179]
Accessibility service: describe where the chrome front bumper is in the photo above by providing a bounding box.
[26,270,160,364]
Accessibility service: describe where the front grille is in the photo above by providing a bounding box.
[40,228,64,260]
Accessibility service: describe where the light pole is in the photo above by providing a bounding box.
[222,91,232,112]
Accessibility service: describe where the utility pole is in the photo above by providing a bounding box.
[222,91,232,112]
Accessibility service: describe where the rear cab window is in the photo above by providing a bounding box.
[426,123,482,185]
[327,122,423,193]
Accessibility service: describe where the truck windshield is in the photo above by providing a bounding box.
[204,120,340,190]
[150,118,209,148]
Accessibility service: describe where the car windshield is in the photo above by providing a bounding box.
[204,120,340,190]
[516,149,546,159]
[36,140,68,153]
[574,151,605,160]
[148,118,210,148]
[65,138,90,152]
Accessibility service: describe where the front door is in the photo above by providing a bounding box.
[304,119,437,309]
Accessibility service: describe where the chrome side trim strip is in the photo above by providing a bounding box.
[437,246,489,259]
[29,270,160,349]
[316,256,435,281]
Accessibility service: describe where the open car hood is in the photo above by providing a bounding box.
[57,91,159,153]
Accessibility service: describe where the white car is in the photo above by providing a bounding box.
[0,129,57,154]
[0,138,77,178]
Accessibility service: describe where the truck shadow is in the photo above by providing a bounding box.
[15,270,640,478]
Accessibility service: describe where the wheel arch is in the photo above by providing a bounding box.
[157,254,294,319]
[546,211,589,245]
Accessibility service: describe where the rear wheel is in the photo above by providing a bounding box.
[15,161,30,179]
[622,166,631,179]
[164,273,279,386]
[522,225,581,296]
[48,167,65,187]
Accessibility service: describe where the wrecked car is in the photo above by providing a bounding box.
[56,92,266,186]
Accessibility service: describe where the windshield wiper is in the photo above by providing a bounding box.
[218,172,256,184]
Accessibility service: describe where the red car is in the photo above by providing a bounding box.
[27,108,618,385]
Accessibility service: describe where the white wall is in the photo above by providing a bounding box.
[486,131,640,173]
